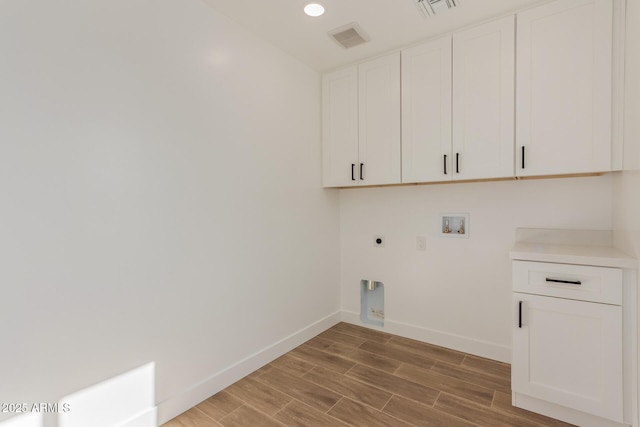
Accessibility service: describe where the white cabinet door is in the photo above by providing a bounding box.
[512,293,623,422]
[359,52,401,186]
[322,66,359,187]
[453,16,515,180]
[401,36,452,183]
[516,0,613,176]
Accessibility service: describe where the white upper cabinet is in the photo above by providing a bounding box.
[453,16,515,181]
[322,0,621,187]
[322,53,400,187]
[516,0,614,176]
[402,17,515,185]
[322,66,358,187]
[401,36,453,183]
[358,52,401,186]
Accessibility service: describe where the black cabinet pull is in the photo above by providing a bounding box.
[444,154,448,175]
[456,153,460,174]
[351,164,355,181]
[518,301,522,328]
[360,163,364,180]
[522,146,525,169]
[545,278,582,285]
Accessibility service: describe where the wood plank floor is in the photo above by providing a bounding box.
[162,322,574,427]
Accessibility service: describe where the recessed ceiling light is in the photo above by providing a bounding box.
[304,2,326,17]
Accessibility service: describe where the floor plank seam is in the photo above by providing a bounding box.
[274,354,318,377]
[215,403,246,425]
[341,362,359,377]
[379,393,395,411]
[270,399,301,425]
[432,390,442,407]
[379,406,423,427]
[234,399,288,426]
[324,395,344,414]
[192,406,218,422]
[342,365,404,393]
[430,360,511,393]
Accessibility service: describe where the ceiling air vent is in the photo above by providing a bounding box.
[416,0,459,17]
[328,23,370,49]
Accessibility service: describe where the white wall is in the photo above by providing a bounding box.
[613,0,640,423]
[340,175,614,361]
[614,0,640,249]
[0,0,340,423]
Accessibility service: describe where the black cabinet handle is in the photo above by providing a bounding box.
[518,301,522,328]
[351,164,355,181]
[522,146,525,169]
[444,154,447,175]
[360,163,364,180]
[546,278,582,285]
[456,153,460,174]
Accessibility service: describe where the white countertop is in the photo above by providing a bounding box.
[510,242,638,269]
[510,229,638,269]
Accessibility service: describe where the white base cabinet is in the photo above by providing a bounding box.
[512,292,623,422]
[510,245,637,427]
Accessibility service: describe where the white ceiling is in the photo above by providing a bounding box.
[201,0,547,72]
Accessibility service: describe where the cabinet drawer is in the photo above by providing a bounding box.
[512,261,622,305]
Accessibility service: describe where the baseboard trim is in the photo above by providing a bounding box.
[116,407,158,427]
[156,311,341,424]
[513,392,629,427]
[340,310,511,363]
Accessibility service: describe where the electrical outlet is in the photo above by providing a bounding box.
[416,236,426,251]
[373,235,385,248]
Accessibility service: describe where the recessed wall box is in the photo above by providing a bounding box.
[440,213,469,238]
[361,279,384,327]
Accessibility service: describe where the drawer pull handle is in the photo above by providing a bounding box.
[518,301,522,328]
[545,278,582,285]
